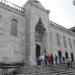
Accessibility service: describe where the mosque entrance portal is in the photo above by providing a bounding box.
[35,18,46,58]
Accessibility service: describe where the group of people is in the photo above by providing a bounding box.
[36,54,53,65]
[55,55,65,64]
[35,53,74,68]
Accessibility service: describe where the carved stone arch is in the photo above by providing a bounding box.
[35,18,46,59]
[35,18,45,34]
[35,18,46,42]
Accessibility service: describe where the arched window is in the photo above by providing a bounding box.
[11,19,17,36]
[35,18,45,42]
[0,15,2,18]
[74,40,75,46]
[56,34,60,46]
[63,36,67,48]
[68,38,72,49]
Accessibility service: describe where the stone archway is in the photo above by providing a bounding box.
[35,18,46,57]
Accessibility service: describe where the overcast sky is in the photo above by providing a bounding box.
[6,0,75,29]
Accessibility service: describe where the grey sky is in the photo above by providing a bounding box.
[7,0,75,29]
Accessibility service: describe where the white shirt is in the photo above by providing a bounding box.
[40,55,45,60]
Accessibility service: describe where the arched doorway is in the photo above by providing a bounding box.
[36,44,40,58]
[35,18,46,58]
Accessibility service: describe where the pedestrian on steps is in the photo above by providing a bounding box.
[55,55,58,64]
[36,55,41,65]
[70,57,73,68]
[45,54,48,66]
[66,57,70,68]
[51,54,53,65]
[40,54,45,65]
[48,54,51,65]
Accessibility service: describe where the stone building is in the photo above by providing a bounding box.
[0,0,75,66]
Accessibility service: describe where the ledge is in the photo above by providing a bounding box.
[0,1,25,16]
[0,62,24,68]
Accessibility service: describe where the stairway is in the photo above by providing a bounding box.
[9,64,75,75]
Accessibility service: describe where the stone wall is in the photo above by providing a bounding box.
[0,7,25,64]
[50,22,75,62]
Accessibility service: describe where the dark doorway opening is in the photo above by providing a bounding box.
[36,44,40,58]
[65,52,68,59]
[71,53,74,62]
[58,51,62,63]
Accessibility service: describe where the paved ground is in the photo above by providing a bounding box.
[6,63,75,75]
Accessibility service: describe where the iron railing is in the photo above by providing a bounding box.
[0,0,24,13]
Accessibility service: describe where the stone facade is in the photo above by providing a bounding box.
[0,0,75,66]
[0,2,25,64]
[50,21,75,63]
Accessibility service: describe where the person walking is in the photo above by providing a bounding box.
[66,57,70,68]
[48,54,51,65]
[51,54,53,65]
[62,57,65,64]
[45,54,48,66]
[55,55,58,64]
[36,55,41,65]
[40,54,45,65]
[70,57,72,68]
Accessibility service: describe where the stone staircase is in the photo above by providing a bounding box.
[9,64,75,75]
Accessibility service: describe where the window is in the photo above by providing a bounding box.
[74,40,75,46]
[63,36,67,48]
[69,38,72,49]
[0,15,2,18]
[56,34,60,46]
[11,19,17,36]
[0,15,2,22]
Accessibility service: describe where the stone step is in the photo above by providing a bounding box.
[12,65,75,75]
